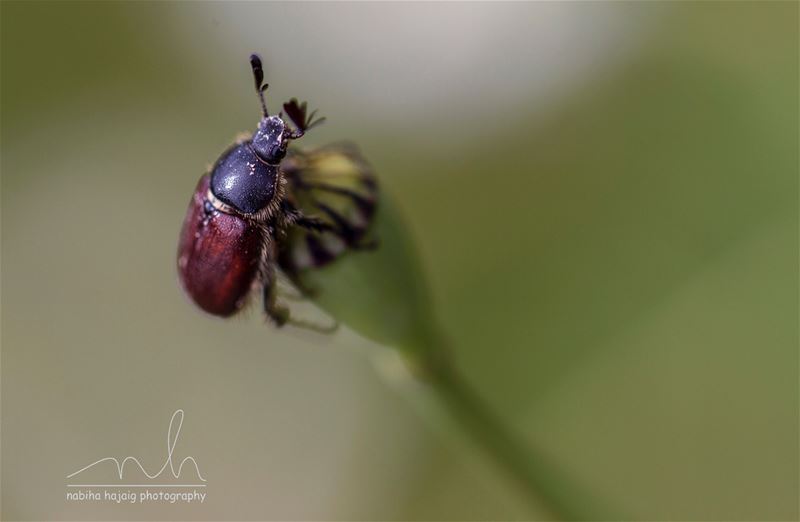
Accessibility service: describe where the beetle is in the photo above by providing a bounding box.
[177,54,377,326]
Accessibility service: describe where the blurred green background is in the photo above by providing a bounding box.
[2,2,797,520]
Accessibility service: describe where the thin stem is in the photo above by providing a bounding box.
[427,360,618,521]
[373,334,621,521]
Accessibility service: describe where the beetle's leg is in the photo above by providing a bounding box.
[308,201,379,250]
[262,234,335,332]
[260,247,290,327]
[281,189,377,251]
[285,206,378,250]
[263,290,290,326]
[280,200,336,232]
[264,272,338,333]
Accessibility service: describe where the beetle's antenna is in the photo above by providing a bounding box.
[249,54,269,117]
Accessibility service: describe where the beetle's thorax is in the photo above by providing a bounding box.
[209,141,284,217]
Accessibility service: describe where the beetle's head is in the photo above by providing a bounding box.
[252,116,287,164]
[253,116,288,165]
[248,54,289,165]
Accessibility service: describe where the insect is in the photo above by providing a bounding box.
[177,54,377,327]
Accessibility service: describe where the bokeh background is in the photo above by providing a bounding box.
[2,2,797,520]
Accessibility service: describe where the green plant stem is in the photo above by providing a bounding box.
[432,361,618,520]
[372,341,620,521]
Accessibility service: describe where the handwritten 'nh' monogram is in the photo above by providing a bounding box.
[67,409,206,482]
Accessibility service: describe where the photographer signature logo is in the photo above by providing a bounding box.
[65,410,207,504]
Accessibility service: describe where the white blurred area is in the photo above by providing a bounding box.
[165,3,652,147]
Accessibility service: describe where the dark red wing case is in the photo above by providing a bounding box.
[177,175,263,316]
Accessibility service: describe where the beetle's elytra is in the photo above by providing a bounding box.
[177,54,378,326]
[177,174,262,316]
